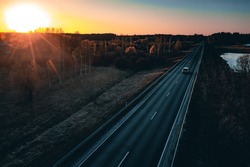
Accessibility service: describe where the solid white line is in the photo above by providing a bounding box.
[76,77,161,166]
[151,112,157,120]
[118,151,130,167]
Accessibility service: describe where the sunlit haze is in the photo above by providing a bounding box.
[4,4,50,32]
[0,0,250,35]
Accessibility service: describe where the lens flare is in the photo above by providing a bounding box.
[5,4,50,32]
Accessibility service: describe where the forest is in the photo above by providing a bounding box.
[208,32,250,45]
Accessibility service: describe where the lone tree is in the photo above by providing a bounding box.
[149,44,157,56]
[174,40,183,50]
[125,46,137,55]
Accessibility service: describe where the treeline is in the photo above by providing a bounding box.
[175,44,250,167]
[0,33,199,68]
[0,33,199,73]
[34,27,64,34]
[0,32,202,103]
[208,32,250,45]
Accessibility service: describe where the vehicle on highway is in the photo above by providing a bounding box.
[182,67,190,74]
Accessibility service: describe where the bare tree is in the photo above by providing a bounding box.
[125,46,137,55]
[72,46,82,76]
[155,36,162,58]
[141,37,149,54]
[149,44,157,56]
[80,40,96,74]
[237,54,250,73]
[89,41,97,73]
[174,40,183,50]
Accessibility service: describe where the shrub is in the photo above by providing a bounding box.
[135,58,148,70]
[128,56,137,69]
[92,54,115,67]
[114,57,129,69]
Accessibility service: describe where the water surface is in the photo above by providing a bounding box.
[221,53,250,71]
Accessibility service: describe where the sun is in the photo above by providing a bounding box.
[5,4,50,32]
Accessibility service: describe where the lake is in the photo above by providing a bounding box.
[221,53,250,71]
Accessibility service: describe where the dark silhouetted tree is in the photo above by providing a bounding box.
[237,54,250,73]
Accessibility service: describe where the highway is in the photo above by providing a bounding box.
[54,43,204,167]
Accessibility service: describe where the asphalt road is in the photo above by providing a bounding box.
[56,43,203,167]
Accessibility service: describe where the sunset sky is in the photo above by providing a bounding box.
[0,0,250,35]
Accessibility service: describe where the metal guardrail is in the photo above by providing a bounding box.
[157,42,204,167]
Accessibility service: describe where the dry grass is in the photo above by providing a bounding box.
[0,66,165,167]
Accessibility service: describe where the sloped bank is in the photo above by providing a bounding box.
[174,44,250,167]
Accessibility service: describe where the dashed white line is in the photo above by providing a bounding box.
[166,92,171,97]
[151,112,158,120]
[118,151,130,167]
[175,80,178,84]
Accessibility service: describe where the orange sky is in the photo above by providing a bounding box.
[1,0,250,35]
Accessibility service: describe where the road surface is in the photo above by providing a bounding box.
[54,43,204,167]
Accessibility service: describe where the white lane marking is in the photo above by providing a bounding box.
[77,100,144,166]
[166,92,171,97]
[118,151,130,167]
[175,80,178,84]
[151,112,158,120]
